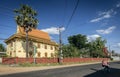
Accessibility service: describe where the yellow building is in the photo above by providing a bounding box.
[5,26,58,58]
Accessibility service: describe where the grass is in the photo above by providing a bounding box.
[19,62,97,67]
[18,62,60,67]
[1,61,102,67]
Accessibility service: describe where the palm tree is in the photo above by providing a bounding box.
[89,37,107,57]
[14,5,39,57]
[96,37,106,49]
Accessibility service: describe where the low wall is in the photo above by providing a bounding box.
[2,58,58,64]
[2,57,109,64]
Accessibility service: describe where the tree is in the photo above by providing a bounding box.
[62,44,80,57]
[89,37,107,57]
[68,34,88,49]
[111,50,115,55]
[14,5,39,57]
[0,44,6,52]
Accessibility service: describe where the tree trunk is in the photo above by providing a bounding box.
[26,30,28,58]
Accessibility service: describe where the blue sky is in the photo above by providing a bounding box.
[0,0,120,53]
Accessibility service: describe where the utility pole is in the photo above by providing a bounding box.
[58,27,63,64]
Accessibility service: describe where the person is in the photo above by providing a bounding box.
[102,59,110,72]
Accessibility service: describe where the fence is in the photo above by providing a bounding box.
[2,57,109,64]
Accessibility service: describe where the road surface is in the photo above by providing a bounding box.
[0,61,120,77]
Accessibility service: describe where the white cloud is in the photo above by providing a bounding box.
[87,34,101,42]
[112,43,120,53]
[90,4,118,23]
[90,9,115,23]
[117,43,120,47]
[90,17,103,23]
[112,43,120,47]
[96,26,116,34]
[41,27,65,35]
[116,3,120,7]
[90,3,120,23]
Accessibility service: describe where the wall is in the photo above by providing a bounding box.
[6,38,57,58]
[111,56,120,60]
[2,57,109,64]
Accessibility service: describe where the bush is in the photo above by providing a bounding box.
[110,58,113,61]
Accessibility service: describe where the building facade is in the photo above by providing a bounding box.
[5,26,58,58]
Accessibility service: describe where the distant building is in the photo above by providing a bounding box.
[5,26,58,58]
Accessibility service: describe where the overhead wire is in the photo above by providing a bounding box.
[0,5,13,11]
[0,38,6,40]
[65,0,79,31]
[0,5,14,18]
[0,5,16,35]
[62,0,67,26]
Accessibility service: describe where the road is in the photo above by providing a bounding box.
[0,61,120,77]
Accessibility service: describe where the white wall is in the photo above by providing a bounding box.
[111,56,120,60]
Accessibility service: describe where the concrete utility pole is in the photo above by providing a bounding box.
[58,27,63,64]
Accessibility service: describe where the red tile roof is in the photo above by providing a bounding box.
[5,26,58,46]
[18,26,50,40]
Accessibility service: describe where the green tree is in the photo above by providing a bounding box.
[62,44,80,57]
[111,50,115,55]
[14,5,39,57]
[0,44,6,52]
[68,34,88,49]
[89,37,107,57]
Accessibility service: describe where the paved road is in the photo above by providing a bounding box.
[0,61,120,77]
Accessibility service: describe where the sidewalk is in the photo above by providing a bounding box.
[0,62,100,75]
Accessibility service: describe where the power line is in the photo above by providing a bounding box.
[62,0,68,26]
[0,5,13,11]
[0,38,6,40]
[0,5,15,18]
[0,24,16,35]
[0,32,12,36]
[0,24,16,29]
[0,12,14,18]
[65,0,79,31]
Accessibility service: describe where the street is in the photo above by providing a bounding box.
[0,61,120,77]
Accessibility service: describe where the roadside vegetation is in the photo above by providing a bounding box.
[62,34,109,58]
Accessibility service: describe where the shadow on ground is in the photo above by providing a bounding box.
[84,67,120,77]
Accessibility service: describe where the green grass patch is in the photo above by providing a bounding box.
[18,62,60,67]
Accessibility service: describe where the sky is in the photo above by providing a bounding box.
[0,0,120,53]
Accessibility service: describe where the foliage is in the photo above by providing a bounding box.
[62,44,80,57]
[62,34,107,58]
[88,37,107,57]
[68,34,88,49]
[0,44,6,52]
[14,4,39,57]
[14,4,38,29]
